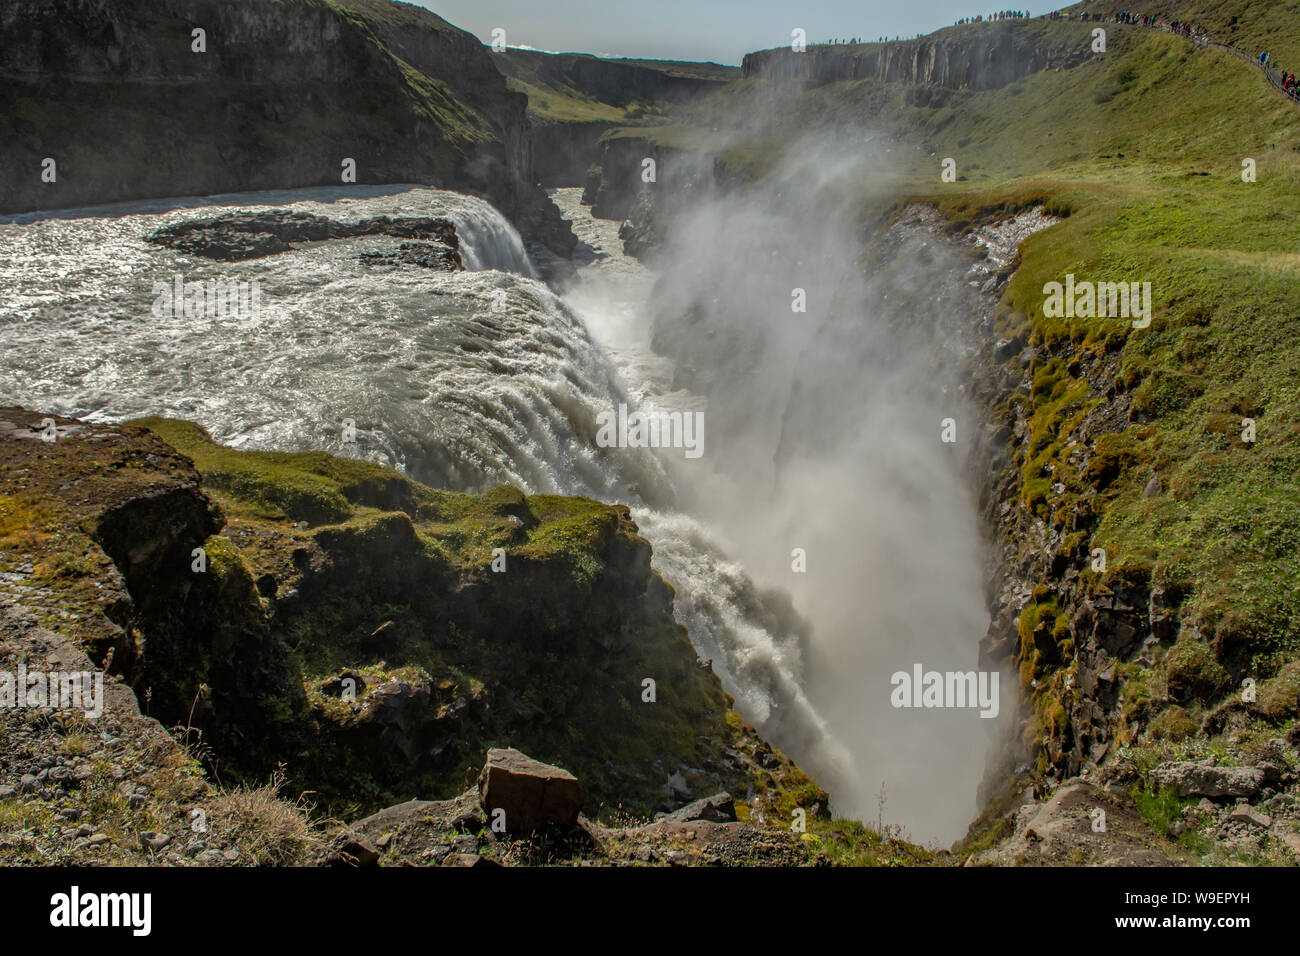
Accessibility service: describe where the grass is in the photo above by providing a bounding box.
[205,769,327,866]
[495,49,735,124]
[135,417,612,570]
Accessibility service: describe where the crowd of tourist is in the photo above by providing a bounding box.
[955,11,1029,26]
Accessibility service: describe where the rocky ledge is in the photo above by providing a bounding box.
[146,210,461,265]
[0,407,838,865]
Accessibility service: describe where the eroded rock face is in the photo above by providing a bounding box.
[0,409,830,828]
[742,24,1090,90]
[478,748,584,831]
[146,211,460,264]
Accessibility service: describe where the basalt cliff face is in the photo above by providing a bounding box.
[0,0,573,254]
[741,24,1090,89]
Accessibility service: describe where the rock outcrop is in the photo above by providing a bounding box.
[146,210,461,264]
[966,779,1174,866]
[344,753,817,866]
[582,136,721,257]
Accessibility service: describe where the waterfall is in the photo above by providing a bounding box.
[438,194,538,277]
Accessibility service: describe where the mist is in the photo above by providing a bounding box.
[628,131,1011,843]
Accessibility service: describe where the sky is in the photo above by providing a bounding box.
[411,0,1044,65]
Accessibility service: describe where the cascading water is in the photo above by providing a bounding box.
[595,139,999,843]
[0,183,856,812]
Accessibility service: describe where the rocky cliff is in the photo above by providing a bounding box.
[741,22,1090,90]
[0,407,828,828]
[0,0,574,255]
[580,135,725,258]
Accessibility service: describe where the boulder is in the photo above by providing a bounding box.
[1148,760,1265,799]
[334,836,381,868]
[477,748,583,832]
[657,792,737,824]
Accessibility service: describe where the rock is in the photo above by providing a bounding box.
[147,211,460,264]
[18,774,38,794]
[195,849,225,865]
[1228,806,1272,829]
[966,780,1173,866]
[84,833,111,847]
[139,831,171,852]
[320,669,371,699]
[358,241,461,272]
[665,771,691,800]
[0,786,16,798]
[1149,761,1265,799]
[657,793,737,824]
[335,836,381,868]
[1142,477,1161,498]
[442,853,498,868]
[477,748,583,832]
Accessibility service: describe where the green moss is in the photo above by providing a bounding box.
[1148,704,1200,741]
[1258,661,1300,721]
[1018,600,1066,681]
[1166,633,1233,705]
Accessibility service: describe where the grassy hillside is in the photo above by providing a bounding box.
[1069,0,1300,69]
[496,49,736,124]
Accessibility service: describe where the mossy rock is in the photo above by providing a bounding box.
[1165,633,1232,705]
[1147,704,1199,741]
[1258,661,1300,722]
